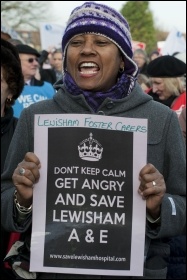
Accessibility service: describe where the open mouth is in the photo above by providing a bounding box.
[79,62,100,75]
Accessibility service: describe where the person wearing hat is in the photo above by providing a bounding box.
[1,2,186,279]
[1,38,24,280]
[12,44,55,118]
[1,39,25,170]
[149,50,160,61]
[147,55,186,117]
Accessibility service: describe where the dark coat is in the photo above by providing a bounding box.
[166,235,186,279]
[1,107,18,173]
[40,68,57,85]
[1,106,18,279]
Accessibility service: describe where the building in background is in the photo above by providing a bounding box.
[16,30,41,50]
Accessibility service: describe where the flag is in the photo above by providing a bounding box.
[162,27,186,56]
[39,23,65,50]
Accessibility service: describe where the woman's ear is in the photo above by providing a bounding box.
[119,55,125,68]
[119,59,125,73]
[7,93,13,100]
[120,61,125,69]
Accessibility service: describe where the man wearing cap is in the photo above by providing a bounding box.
[13,44,55,118]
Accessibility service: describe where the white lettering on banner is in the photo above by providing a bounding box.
[55,193,85,206]
[23,102,34,108]
[55,178,78,188]
[54,166,79,174]
[18,94,48,104]
[53,210,125,225]
[81,179,125,191]
[67,228,108,243]
[90,194,124,208]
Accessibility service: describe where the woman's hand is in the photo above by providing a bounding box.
[138,163,166,219]
[12,152,41,207]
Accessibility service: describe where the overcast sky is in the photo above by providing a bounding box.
[50,1,186,33]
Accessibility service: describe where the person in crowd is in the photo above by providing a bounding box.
[51,48,63,81]
[1,39,25,170]
[38,47,57,85]
[147,55,186,279]
[40,48,63,84]
[1,2,186,279]
[149,50,160,61]
[166,106,186,280]
[133,48,149,76]
[12,44,55,118]
[1,38,24,280]
[38,45,57,69]
[137,73,151,93]
[147,55,186,117]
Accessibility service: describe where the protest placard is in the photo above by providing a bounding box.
[30,114,147,276]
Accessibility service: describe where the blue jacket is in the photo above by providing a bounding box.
[13,78,55,118]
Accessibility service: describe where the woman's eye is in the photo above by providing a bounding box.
[96,41,108,45]
[70,41,83,46]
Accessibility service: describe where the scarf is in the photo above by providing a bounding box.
[63,72,136,112]
[148,90,177,108]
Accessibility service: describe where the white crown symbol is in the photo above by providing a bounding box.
[78,133,103,161]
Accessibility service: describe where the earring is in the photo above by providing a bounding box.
[6,98,12,104]
[119,66,124,73]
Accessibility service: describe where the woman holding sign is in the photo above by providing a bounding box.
[1,2,186,279]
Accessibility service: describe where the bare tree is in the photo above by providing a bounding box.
[1,1,53,30]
